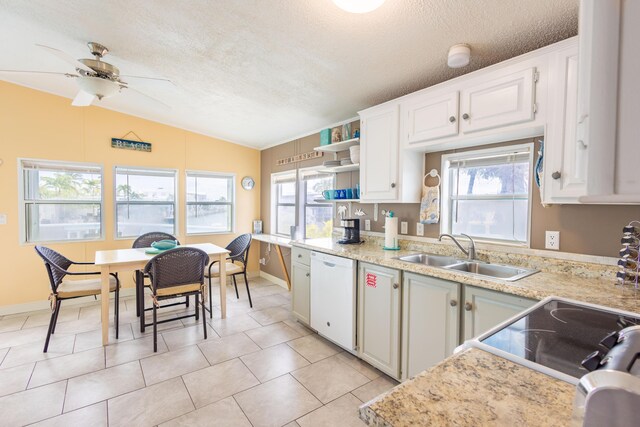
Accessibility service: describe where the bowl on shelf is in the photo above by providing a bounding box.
[340,159,353,166]
[323,160,341,167]
[349,145,360,164]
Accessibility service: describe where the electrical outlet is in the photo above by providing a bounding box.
[545,231,560,250]
[364,219,371,231]
[416,223,424,236]
[401,221,408,234]
[259,258,266,265]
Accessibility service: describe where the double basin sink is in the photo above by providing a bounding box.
[395,253,538,282]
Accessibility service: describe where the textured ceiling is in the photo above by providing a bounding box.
[0,0,578,148]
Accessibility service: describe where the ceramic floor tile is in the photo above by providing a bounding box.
[141,345,209,386]
[30,402,107,427]
[0,381,66,427]
[244,322,302,349]
[108,377,194,427]
[161,322,218,350]
[182,358,259,408]
[249,285,289,299]
[64,361,145,412]
[0,362,35,397]
[291,356,370,404]
[234,374,322,427]
[283,319,314,337]
[209,314,262,337]
[0,334,75,369]
[212,300,255,318]
[0,316,27,333]
[48,318,102,335]
[0,347,8,364]
[250,294,290,310]
[22,307,80,329]
[351,375,398,403]
[197,332,260,365]
[241,343,310,382]
[29,347,105,388]
[287,334,341,363]
[105,335,168,368]
[333,352,382,380]
[248,306,292,326]
[73,323,134,353]
[131,313,184,339]
[283,422,301,427]
[159,396,251,427]
[296,393,366,427]
[0,325,50,349]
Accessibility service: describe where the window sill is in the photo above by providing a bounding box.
[21,237,106,246]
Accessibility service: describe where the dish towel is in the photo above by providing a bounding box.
[420,171,441,224]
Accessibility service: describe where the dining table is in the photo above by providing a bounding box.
[95,243,230,345]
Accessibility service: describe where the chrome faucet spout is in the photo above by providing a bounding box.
[438,233,477,261]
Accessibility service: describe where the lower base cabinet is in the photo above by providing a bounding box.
[401,273,461,380]
[291,261,310,325]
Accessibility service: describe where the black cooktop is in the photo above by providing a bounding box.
[481,300,640,379]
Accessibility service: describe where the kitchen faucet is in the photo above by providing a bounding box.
[438,233,477,261]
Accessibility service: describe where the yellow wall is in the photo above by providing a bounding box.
[0,81,261,307]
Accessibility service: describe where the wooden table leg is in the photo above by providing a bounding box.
[219,253,227,319]
[275,245,291,291]
[101,268,110,345]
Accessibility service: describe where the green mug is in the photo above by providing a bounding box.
[322,190,333,200]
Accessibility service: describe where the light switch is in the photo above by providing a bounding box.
[416,223,424,236]
[364,219,371,231]
[0,214,6,225]
[401,221,408,234]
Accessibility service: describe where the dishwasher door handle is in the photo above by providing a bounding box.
[323,262,336,268]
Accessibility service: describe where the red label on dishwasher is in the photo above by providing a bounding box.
[366,273,377,288]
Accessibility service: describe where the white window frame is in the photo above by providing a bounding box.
[440,143,534,246]
[271,170,298,237]
[113,165,178,240]
[18,158,104,244]
[185,170,236,235]
[299,167,335,239]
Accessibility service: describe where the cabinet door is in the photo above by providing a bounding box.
[463,286,536,341]
[404,91,459,145]
[359,104,399,201]
[358,262,401,378]
[460,68,536,134]
[401,273,460,380]
[545,42,586,203]
[291,262,310,325]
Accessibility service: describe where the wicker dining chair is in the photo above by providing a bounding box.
[205,234,253,317]
[35,246,120,352]
[144,247,209,352]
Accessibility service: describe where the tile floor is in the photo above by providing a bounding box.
[0,277,398,427]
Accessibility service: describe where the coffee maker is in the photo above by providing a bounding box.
[338,218,361,244]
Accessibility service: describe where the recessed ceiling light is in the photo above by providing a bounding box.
[447,44,471,68]
[333,0,385,14]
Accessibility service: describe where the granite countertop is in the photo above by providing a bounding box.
[291,238,640,314]
[359,348,576,427]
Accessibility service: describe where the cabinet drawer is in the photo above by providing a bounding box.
[292,247,310,266]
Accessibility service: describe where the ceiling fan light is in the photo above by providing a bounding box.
[332,0,385,13]
[77,76,120,99]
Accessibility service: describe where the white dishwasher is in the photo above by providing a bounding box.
[310,251,357,351]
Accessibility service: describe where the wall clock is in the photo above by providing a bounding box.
[241,176,255,190]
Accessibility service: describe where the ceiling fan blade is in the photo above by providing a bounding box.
[0,70,78,77]
[71,91,95,107]
[123,86,171,109]
[36,44,94,73]
[120,75,176,86]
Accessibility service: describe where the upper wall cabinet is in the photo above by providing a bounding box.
[404,91,459,143]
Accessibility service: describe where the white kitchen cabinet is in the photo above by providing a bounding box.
[358,262,401,378]
[463,286,536,341]
[401,273,460,380]
[459,68,537,134]
[403,91,459,145]
[291,261,310,326]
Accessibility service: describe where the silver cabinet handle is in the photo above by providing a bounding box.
[323,262,336,268]
[552,171,561,180]
[390,183,396,188]
[464,302,473,311]
[462,113,470,120]
[450,299,458,307]
[449,116,456,123]
[298,254,303,258]
[393,283,399,289]
[305,272,310,277]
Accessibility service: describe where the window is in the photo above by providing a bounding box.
[186,172,234,234]
[115,167,177,238]
[300,169,334,238]
[441,144,533,245]
[20,159,103,243]
[271,171,297,236]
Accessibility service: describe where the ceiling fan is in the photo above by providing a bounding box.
[0,41,173,107]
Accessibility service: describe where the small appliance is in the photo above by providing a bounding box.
[338,218,361,244]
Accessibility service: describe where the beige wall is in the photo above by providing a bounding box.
[0,81,261,307]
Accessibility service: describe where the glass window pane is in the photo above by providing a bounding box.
[276,205,296,236]
[451,199,528,242]
[116,204,175,238]
[278,182,296,204]
[305,206,333,238]
[451,162,529,196]
[33,170,101,201]
[305,176,333,203]
[27,204,101,242]
[115,172,175,202]
[187,204,231,234]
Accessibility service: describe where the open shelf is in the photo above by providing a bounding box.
[314,198,361,203]
[313,137,359,153]
[322,163,359,173]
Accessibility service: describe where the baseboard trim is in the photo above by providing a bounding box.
[259,271,289,289]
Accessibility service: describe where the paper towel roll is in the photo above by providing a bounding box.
[385,217,398,248]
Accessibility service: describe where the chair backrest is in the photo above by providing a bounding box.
[144,247,209,292]
[226,234,252,267]
[132,232,180,249]
[34,246,72,291]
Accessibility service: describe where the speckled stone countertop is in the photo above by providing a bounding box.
[358,348,576,427]
[292,237,640,314]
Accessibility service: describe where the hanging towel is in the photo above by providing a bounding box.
[420,170,441,224]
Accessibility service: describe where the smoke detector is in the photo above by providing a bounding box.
[447,44,471,68]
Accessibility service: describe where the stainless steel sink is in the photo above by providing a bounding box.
[395,253,465,267]
[444,261,538,281]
